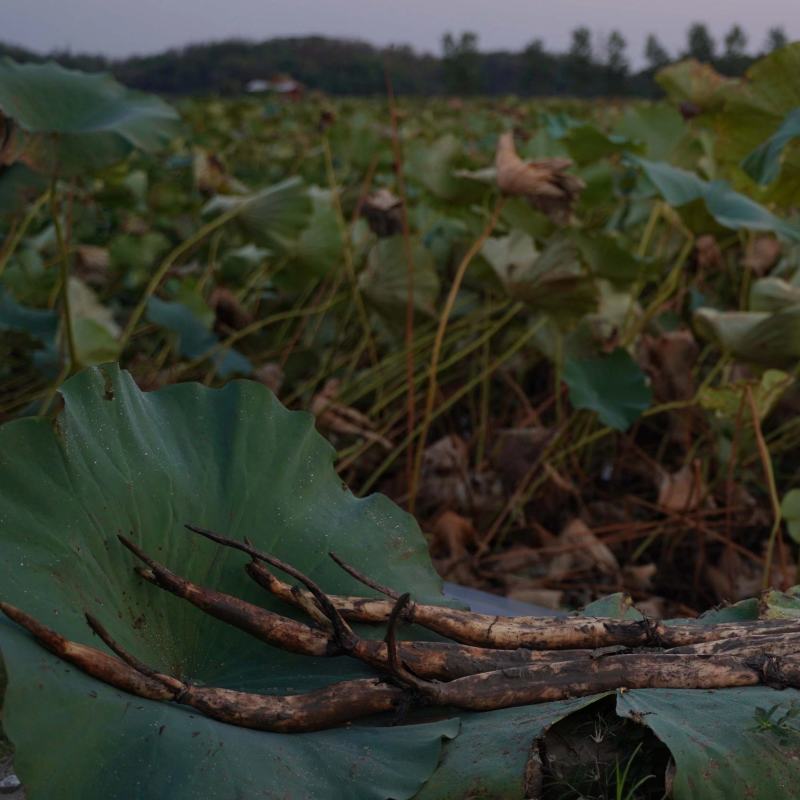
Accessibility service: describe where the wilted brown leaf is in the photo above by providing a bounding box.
[639,329,700,447]
[695,235,723,271]
[416,435,501,516]
[429,510,476,565]
[548,518,619,578]
[311,379,392,450]
[639,330,698,403]
[489,427,552,490]
[743,236,782,275]
[495,132,584,225]
[706,548,794,603]
[657,463,707,512]
[429,511,483,584]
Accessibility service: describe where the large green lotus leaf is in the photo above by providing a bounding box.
[1,623,459,800]
[0,284,59,372]
[634,157,800,241]
[633,157,707,206]
[0,364,456,799]
[574,232,658,287]
[614,105,688,162]
[713,44,800,206]
[0,163,46,216]
[714,44,800,164]
[203,177,312,251]
[406,135,478,202]
[694,306,800,367]
[0,58,181,174]
[617,688,800,800]
[656,59,732,113]
[146,296,252,378]
[68,277,121,367]
[295,190,344,279]
[481,230,539,287]
[564,348,652,431]
[563,124,633,165]
[485,235,597,322]
[359,236,440,320]
[742,107,800,185]
[415,696,607,799]
[750,278,800,312]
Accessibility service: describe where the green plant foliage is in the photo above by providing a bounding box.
[634,157,800,240]
[698,369,792,421]
[109,232,171,289]
[146,296,251,377]
[742,108,800,185]
[749,278,800,312]
[0,285,58,371]
[694,306,800,367]
[0,164,46,217]
[204,177,312,250]
[415,696,607,799]
[483,234,597,321]
[614,103,688,161]
[580,593,643,620]
[563,348,652,431]
[295,190,344,278]
[656,59,732,113]
[0,58,182,174]
[359,236,440,320]
[617,688,800,800]
[0,364,456,799]
[781,490,800,543]
[574,232,655,287]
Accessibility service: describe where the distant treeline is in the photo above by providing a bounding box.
[0,23,791,97]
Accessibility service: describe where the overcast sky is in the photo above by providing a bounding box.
[2,0,797,62]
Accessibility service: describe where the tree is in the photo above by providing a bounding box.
[765,26,789,53]
[606,31,629,75]
[686,22,716,62]
[723,24,748,59]
[522,39,554,95]
[644,34,670,71]
[566,27,594,95]
[569,26,593,63]
[441,31,481,95]
[604,31,629,94]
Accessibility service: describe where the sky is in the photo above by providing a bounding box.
[2,0,797,64]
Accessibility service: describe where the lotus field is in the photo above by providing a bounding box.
[1,45,800,799]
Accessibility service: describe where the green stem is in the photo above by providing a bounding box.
[0,190,49,279]
[360,308,537,497]
[408,198,505,513]
[50,185,77,373]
